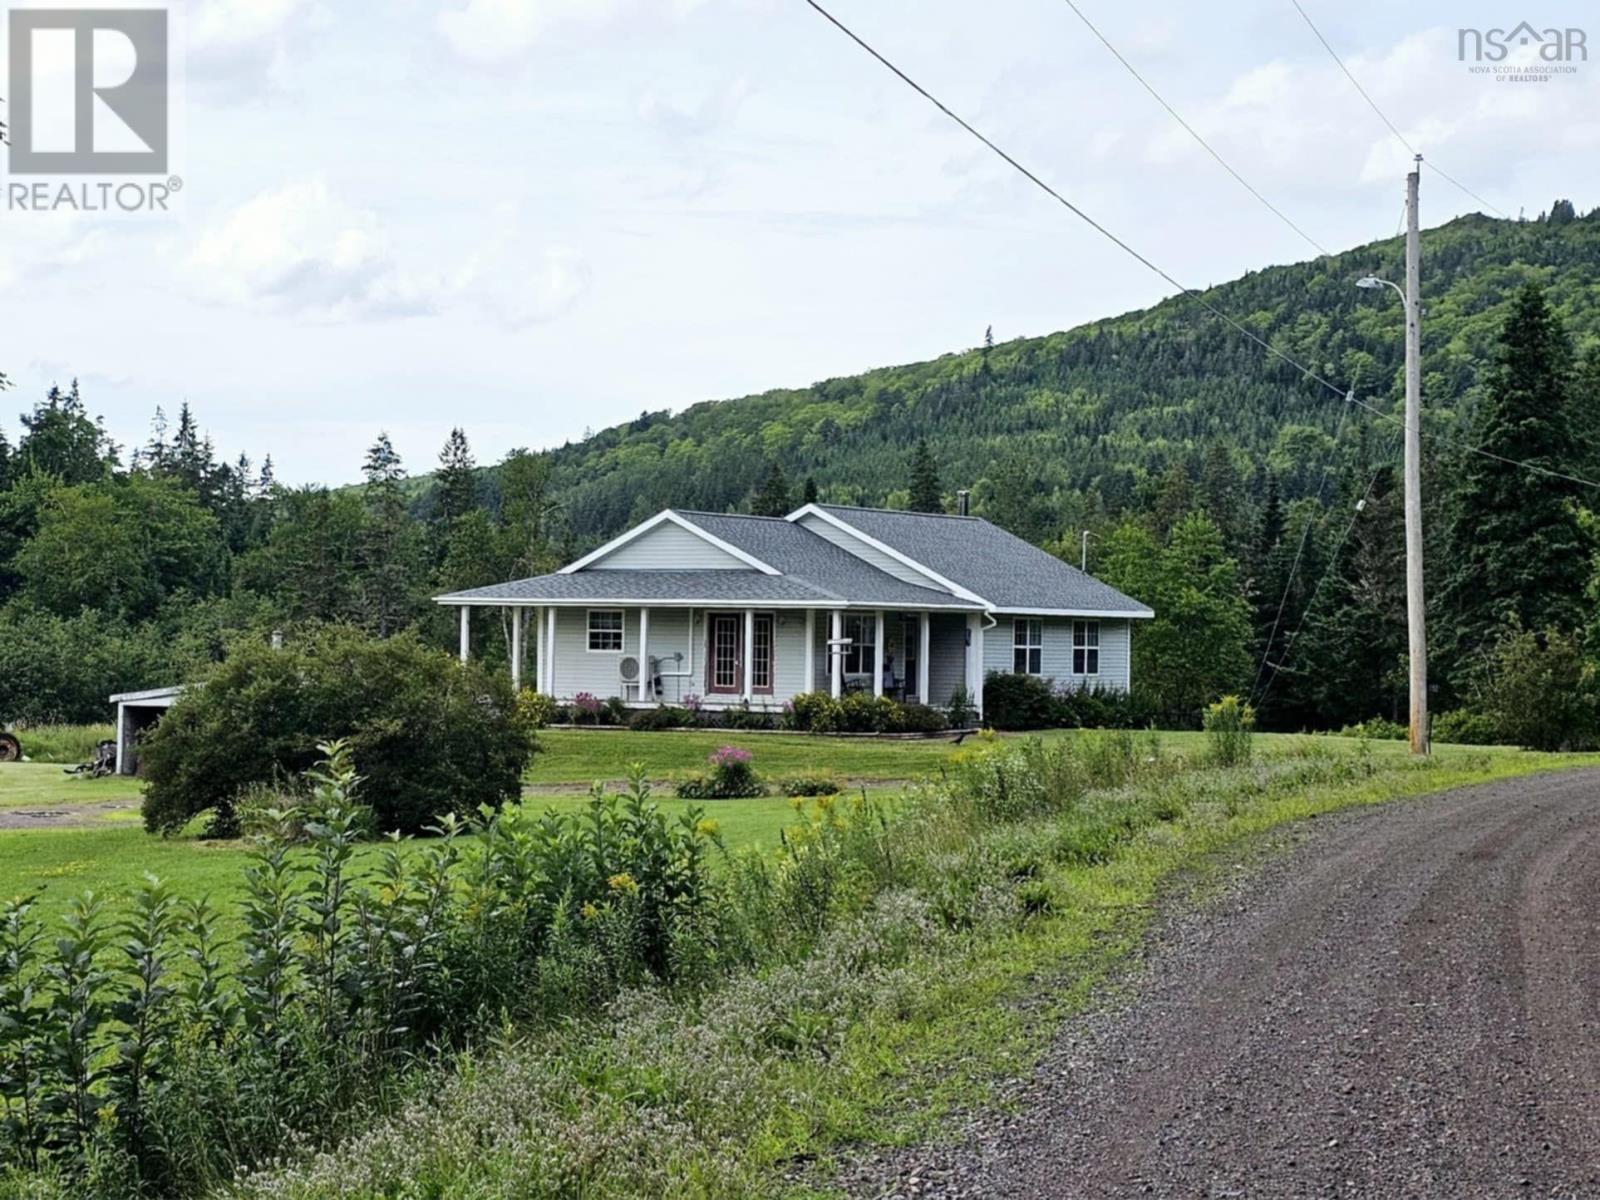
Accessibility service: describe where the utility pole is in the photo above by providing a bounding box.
[1081,529,1091,571]
[1404,155,1429,756]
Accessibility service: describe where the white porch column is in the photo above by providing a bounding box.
[918,611,931,705]
[873,610,885,698]
[638,607,650,702]
[545,607,559,697]
[804,609,816,693]
[458,605,471,664]
[965,613,980,721]
[830,610,843,699]
[743,608,755,702]
[510,606,523,691]
[532,606,545,692]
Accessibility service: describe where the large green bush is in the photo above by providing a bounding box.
[140,626,533,835]
[981,672,1058,730]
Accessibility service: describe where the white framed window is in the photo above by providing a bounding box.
[1073,620,1100,675]
[843,613,875,675]
[587,609,624,652]
[752,613,775,693]
[1013,618,1043,675]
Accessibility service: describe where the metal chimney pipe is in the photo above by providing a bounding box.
[955,489,970,516]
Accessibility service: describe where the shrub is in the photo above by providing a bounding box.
[947,685,975,729]
[1202,695,1255,766]
[515,689,559,732]
[139,625,533,836]
[887,702,949,734]
[717,705,775,731]
[627,705,693,732]
[0,753,728,1192]
[1052,683,1156,730]
[788,692,842,733]
[778,771,842,797]
[982,671,1056,730]
[1476,626,1597,751]
[1431,708,1500,745]
[1335,717,1407,740]
[676,746,766,799]
[571,692,604,724]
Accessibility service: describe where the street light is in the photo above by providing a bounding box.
[1355,160,1428,758]
[1356,274,1404,301]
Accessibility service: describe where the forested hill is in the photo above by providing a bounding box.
[515,206,1600,548]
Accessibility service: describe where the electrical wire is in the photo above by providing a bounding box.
[1286,0,1509,219]
[1253,448,1396,708]
[801,0,1600,491]
[1058,0,1332,258]
[1248,396,1352,704]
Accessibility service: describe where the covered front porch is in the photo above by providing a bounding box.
[453,603,988,716]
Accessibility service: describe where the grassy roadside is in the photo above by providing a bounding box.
[231,741,1596,1200]
[776,746,1600,1187]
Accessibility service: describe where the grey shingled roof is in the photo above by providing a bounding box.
[673,512,979,608]
[814,506,1153,615]
[436,570,830,605]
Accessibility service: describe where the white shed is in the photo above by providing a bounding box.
[109,686,184,776]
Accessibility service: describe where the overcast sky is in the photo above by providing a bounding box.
[4,0,1597,485]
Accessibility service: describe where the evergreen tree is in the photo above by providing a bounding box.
[0,424,10,492]
[751,461,791,517]
[361,432,414,637]
[500,448,558,578]
[1199,443,1244,547]
[141,405,170,473]
[907,439,942,512]
[801,475,819,505]
[17,381,112,483]
[1443,284,1590,657]
[257,455,276,497]
[435,427,478,525]
[1150,460,1196,538]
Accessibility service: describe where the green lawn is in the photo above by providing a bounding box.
[0,729,1528,931]
[528,727,965,785]
[0,763,142,811]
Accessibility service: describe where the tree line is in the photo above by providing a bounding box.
[2,205,1597,742]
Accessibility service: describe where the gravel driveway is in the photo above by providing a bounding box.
[840,769,1600,1200]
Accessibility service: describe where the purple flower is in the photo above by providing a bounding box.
[683,693,703,712]
[710,745,752,768]
[574,692,603,715]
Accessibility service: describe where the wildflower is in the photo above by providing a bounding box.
[709,745,752,769]
[695,818,720,838]
[607,872,639,895]
[580,901,599,920]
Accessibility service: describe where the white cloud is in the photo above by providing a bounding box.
[451,206,592,328]
[187,185,590,327]
[0,215,106,290]
[436,0,623,64]
[1137,27,1599,212]
[187,180,434,320]
[189,0,325,97]
[435,0,727,64]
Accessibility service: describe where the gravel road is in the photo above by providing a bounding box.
[841,769,1600,1200]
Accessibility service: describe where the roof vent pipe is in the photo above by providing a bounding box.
[955,489,970,516]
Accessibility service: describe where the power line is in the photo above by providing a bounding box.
[1058,0,1331,258]
[1253,447,1397,709]
[1286,0,1509,219]
[1248,395,1352,704]
[802,0,1600,491]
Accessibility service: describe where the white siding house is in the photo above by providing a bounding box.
[436,505,1153,720]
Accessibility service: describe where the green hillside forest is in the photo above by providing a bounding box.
[3,202,1599,738]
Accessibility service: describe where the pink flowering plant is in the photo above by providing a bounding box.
[676,744,765,799]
